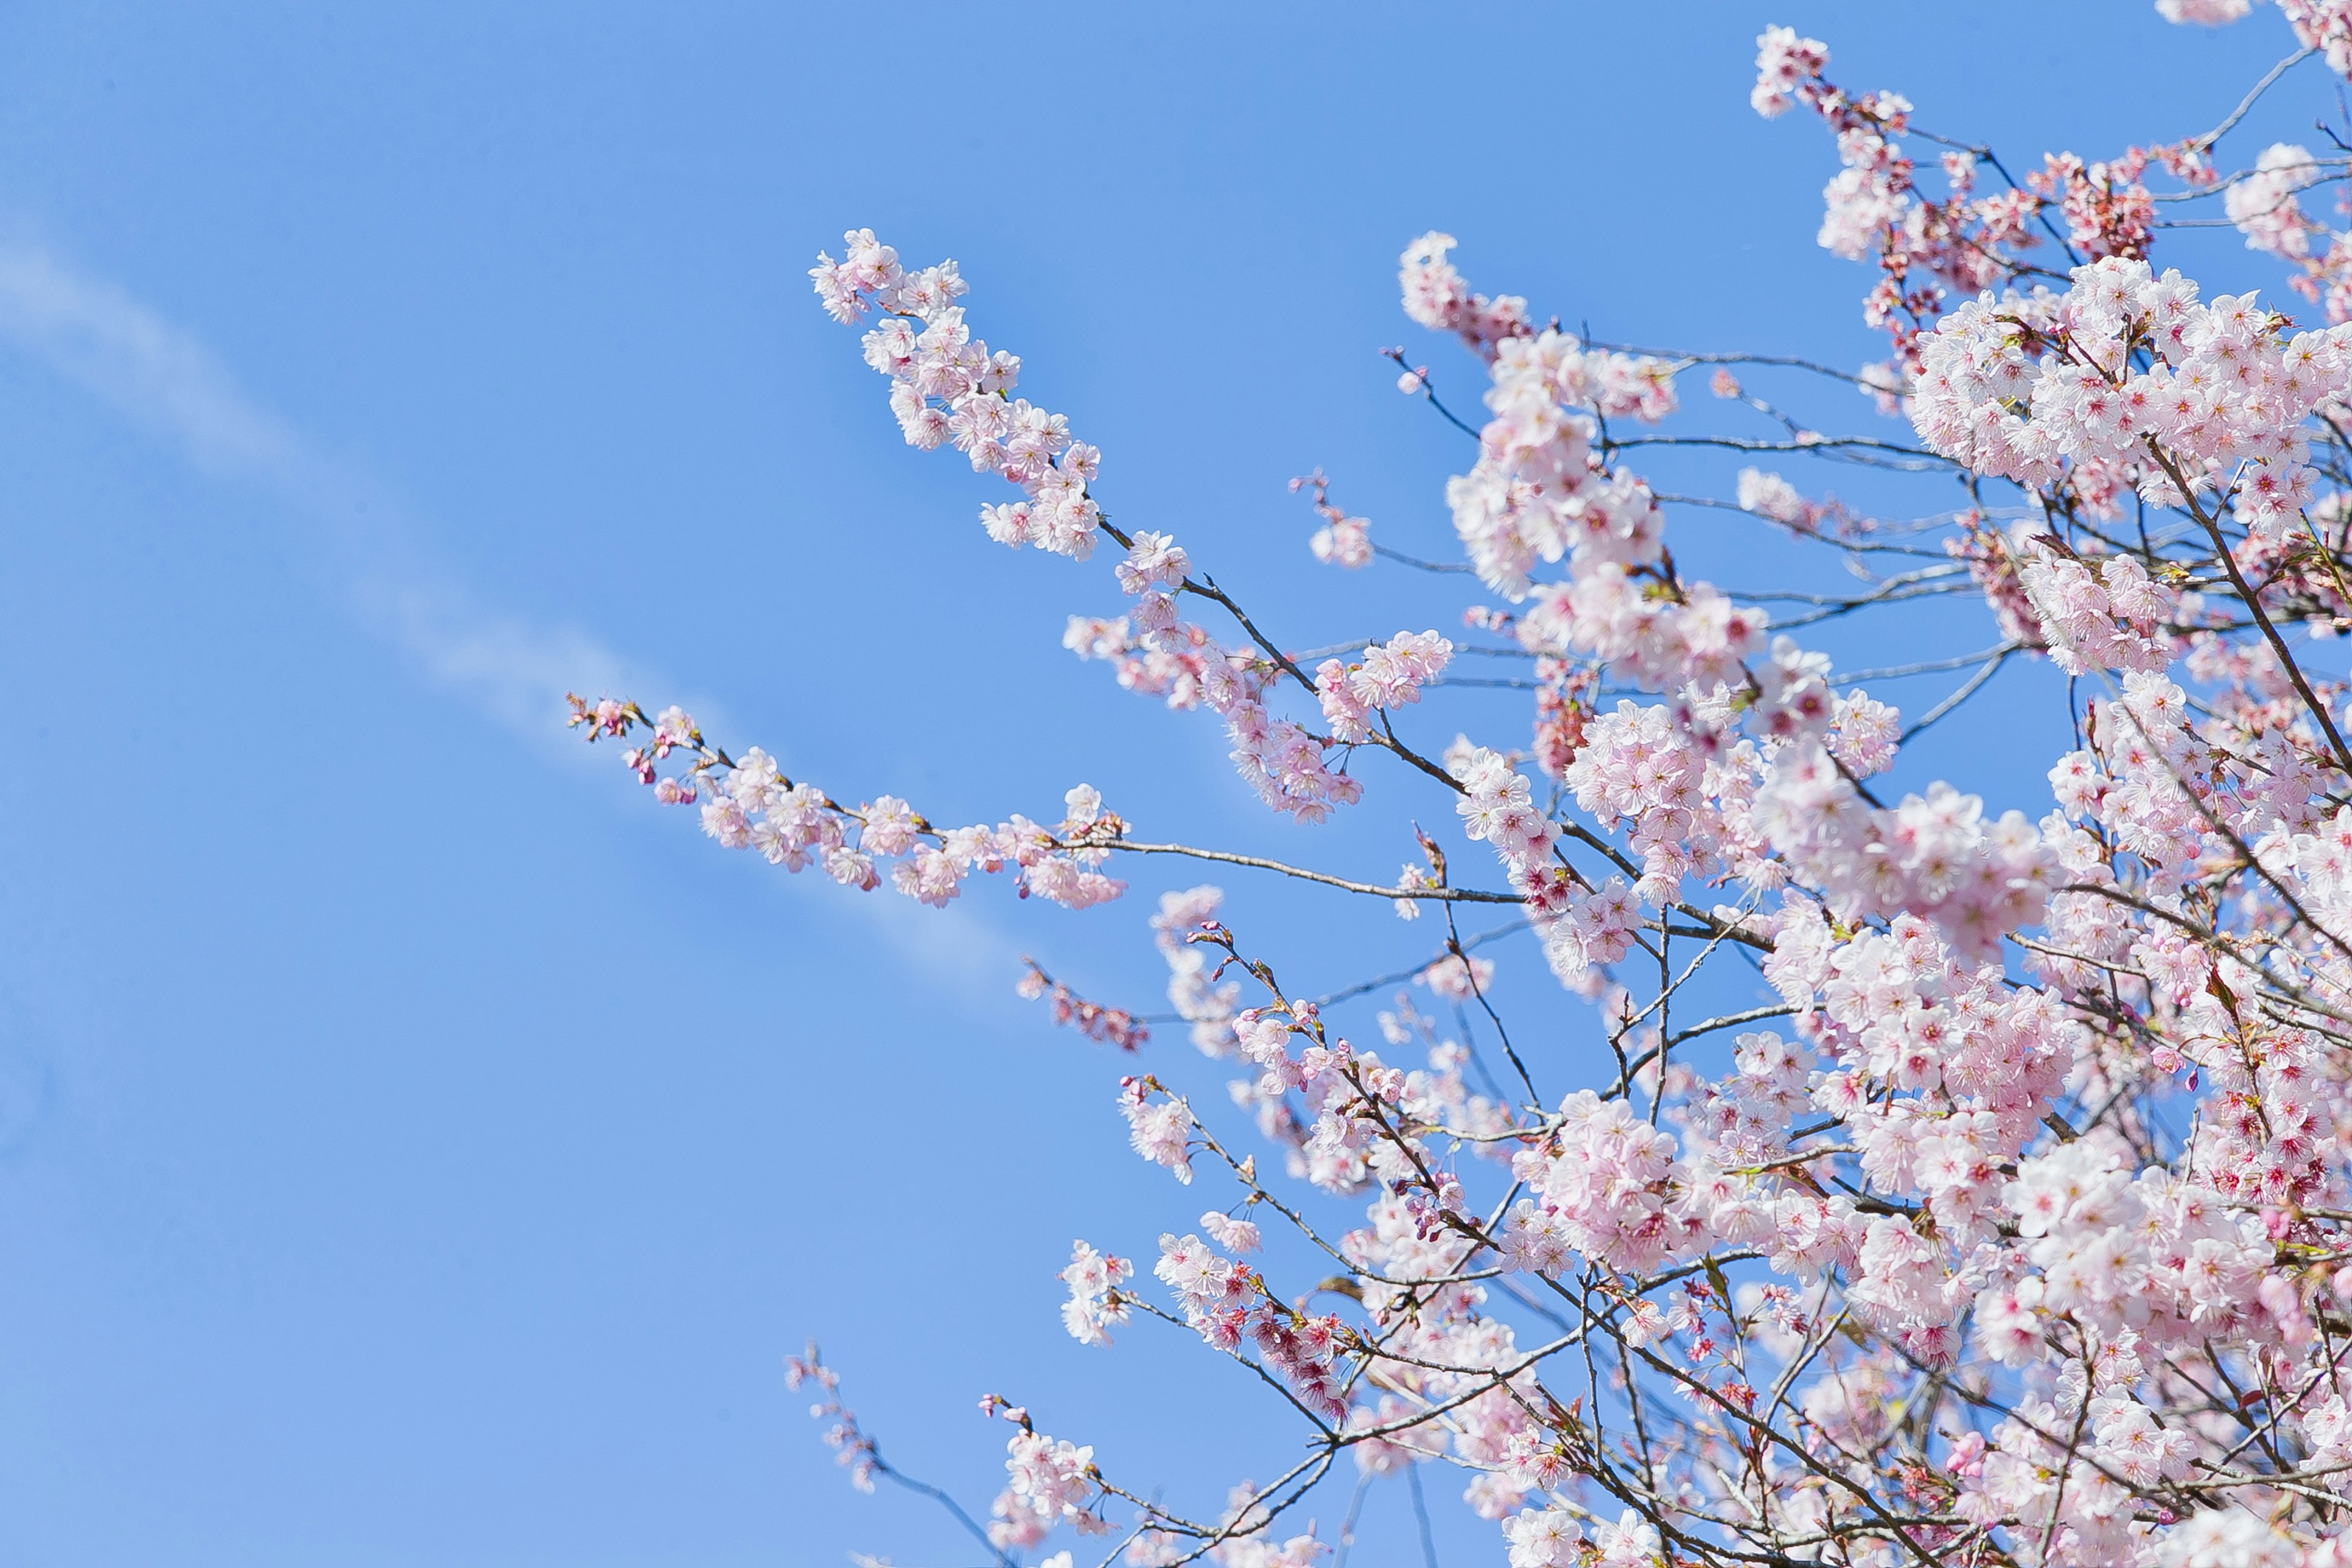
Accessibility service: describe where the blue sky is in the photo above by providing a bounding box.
[0,4,2312,1565]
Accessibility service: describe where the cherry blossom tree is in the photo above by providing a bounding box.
[571,6,2352,1564]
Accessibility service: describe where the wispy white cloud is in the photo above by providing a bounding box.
[0,241,632,737]
[0,239,1023,981]
[0,247,301,478]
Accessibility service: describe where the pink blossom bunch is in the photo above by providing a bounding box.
[1063,606,1368,825]
[2228,143,2324,261]
[1057,1240,1133,1346]
[1017,960,1150,1051]
[1753,744,2057,957]
[1411,952,1492,1003]
[1151,885,1240,1055]
[1398,231,1529,362]
[1751,26,1971,363]
[2283,0,2352,75]
[812,228,1106,561]
[2233,146,2352,325]
[1913,257,2352,534]
[1450,744,1558,882]
[1732,466,1809,526]
[2159,0,2256,23]
[782,1345,883,1493]
[1118,1075,1194,1185]
[1437,315,1681,598]
[1747,25,1830,119]
[1562,699,1749,902]
[1506,1090,1696,1276]
[1293,470,1373,569]
[570,698,1126,910]
[2029,150,2162,263]
[1533,874,1637,990]
[1314,629,1452,743]
[1155,1229,1350,1420]
[992,1421,1107,1548]
[1518,563,1766,692]
[2014,537,2178,675]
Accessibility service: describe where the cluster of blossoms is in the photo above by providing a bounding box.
[1504,1507,1663,1568]
[2227,143,2325,260]
[1057,1240,1133,1346]
[1912,254,2352,534]
[1017,961,1150,1051]
[592,13,2352,1567]
[1504,1090,1694,1277]
[1755,25,2024,369]
[1561,699,1750,903]
[1433,312,1681,598]
[1159,1224,1350,1421]
[989,1411,1107,1551]
[1397,231,1534,362]
[1399,234,1678,420]
[2015,537,2179,675]
[1060,591,1370,826]
[1751,736,2059,960]
[1314,629,1452,743]
[812,228,1104,560]
[2215,132,2352,326]
[1527,654,1596,786]
[823,231,1390,826]
[2277,0,2352,78]
[1151,885,1240,1055]
[1118,1074,1196,1185]
[1733,465,1847,533]
[572,696,1127,911]
[1414,952,1493,1003]
[1450,744,1559,884]
[820,235,1502,835]
[782,1345,883,1493]
[2043,664,2331,911]
[1222,1005,1386,1197]
[1292,470,1372,569]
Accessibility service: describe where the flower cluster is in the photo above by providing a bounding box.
[1451,744,1558,883]
[570,698,1127,910]
[2015,537,2177,675]
[1752,26,2016,365]
[2285,0,2352,75]
[1754,744,2056,959]
[1314,630,1452,743]
[1913,256,2352,534]
[1151,886,1240,1055]
[2228,140,2352,326]
[990,1419,1107,1549]
[1399,232,1531,362]
[1437,313,1678,598]
[1294,471,1372,569]
[1018,961,1150,1050]
[1506,1090,1695,1276]
[811,228,1106,561]
[1733,466,1807,527]
[2228,143,2323,261]
[1058,1240,1133,1346]
[1119,1076,1194,1184]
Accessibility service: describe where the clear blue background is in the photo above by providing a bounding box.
[0,4,2310,1564]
